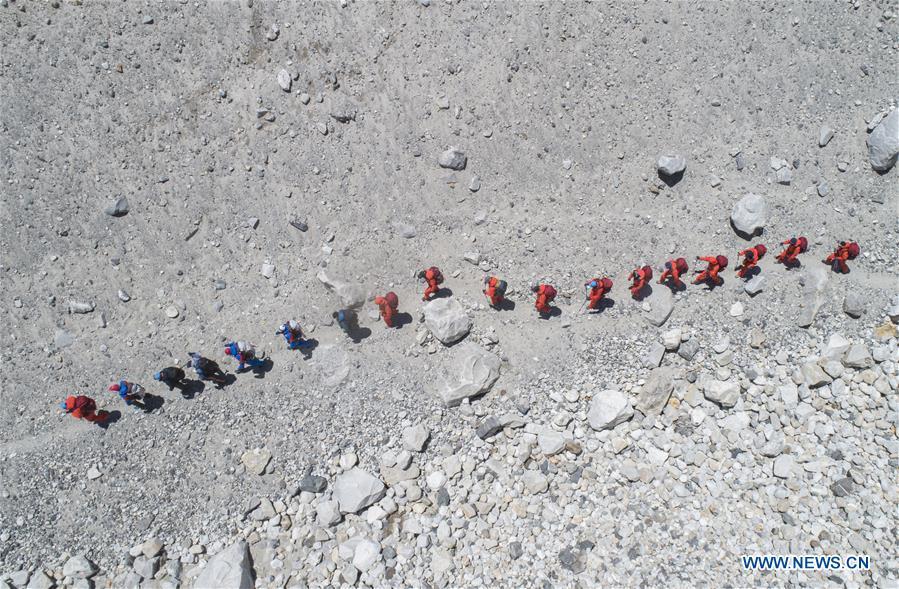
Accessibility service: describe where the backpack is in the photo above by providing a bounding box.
[541,284,557,300]
[845,242,860,259]
[716,255,729,268]
[675,258,689,273]
[494,280,507,296]
[755,244,767,258]
[641,266,653,280]
[797,237,808,253]
[427,267,444,284]
[601,277,613,290]
[385,291,399,309]
[73,395,95,412]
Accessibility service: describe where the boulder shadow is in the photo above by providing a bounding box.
[393,312,414,329]
[658,170,684,187]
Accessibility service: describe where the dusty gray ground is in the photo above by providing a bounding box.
[0,0,897,585]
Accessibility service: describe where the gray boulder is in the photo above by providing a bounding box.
[843,292,865,318]
[423,297,472,345]
[437,343,501,407]
[333,468,385,514]
[587,389,634,431]
[867,108,899,172]
[438,148,467,170]
[744,274,766,296]
[656,154,686,176]
[796,266,828,328]
[316,270,367,309]
[730,193,767,239]
[192,541,254,589]
[635,367,675,415]
[642,287,674,327]
[703,379,740,408]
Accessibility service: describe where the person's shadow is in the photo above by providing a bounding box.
[141,394,165,412]
[433,287,454,299]
[739,266,762,280]
[587,297,615,314]
[539,307,563,319]
[98,410,122,429]
[179,380,205,400]
[495,299,516,312]
[347,326,372,343]
[251,359,274,378]
[393,312,414,329]
[294,339,318,359]
[632,283,652,300]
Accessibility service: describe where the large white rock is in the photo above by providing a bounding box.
[316,270,367,309]
[587,389,634,431]
[703,379,740,408]
[402,423,430,452]
[642,287,675,327]
[730,193,767,239]
[797,266,829,328]
[192,541,254,589]
[63,555,98,579]
[867,108,899,172]
[352,539,381,572]
[333,468,385,514]
[436,344,501,407]
[842,343,873,368]
[423,297,472,344]
[823,333,851,360]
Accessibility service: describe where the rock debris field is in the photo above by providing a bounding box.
[1,1,898,588]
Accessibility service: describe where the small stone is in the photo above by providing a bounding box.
[468,175,481,192]
[656,154,686,176]
[817,181,830,197]
[438,148,467,171]
[142,538,164,558]
[729,302,744,317]
[403,423,430,452]
[819,126,835,147]
[104,196,130,217]
[118,289,131,302]
[86,467,102,480]
[298,474,327,494]
[277,69,291,91]
[587,389,634,431]
[867,108,899,172]
[334,468,386,513]
[773,455,794,478]
[241,448,272,476]
[661,329,682,351]
[731,193,767,239]
[476,416,503,440]
[842,293,865,318]
[261,263,275,279]
[703,380,740,408]
[522,470,548,494]
[63,555,98,579]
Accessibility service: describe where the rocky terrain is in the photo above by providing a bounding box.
[1,0,897,587]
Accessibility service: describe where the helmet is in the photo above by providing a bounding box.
[108,384,120,392]
[790,237,797,245]
[60,402,68,411]
[224,347,233,356]
[531,284,539,293]
[153,372,162,381]
[288,320,299,330]
[665,261,672,269]
[589,280,598,289]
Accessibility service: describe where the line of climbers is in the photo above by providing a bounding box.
[61,238,859,426]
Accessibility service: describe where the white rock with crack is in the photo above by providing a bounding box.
[587,389,634,431]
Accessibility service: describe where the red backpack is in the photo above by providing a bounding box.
[541,284,557,300]
[675,258,689,273]
[601,277,614,290]
[641,265,653,280]
[754,244,767,258]
[845,242,860,259]
[716,255,729,268]
[385,291,399,309]
[427,267,444,284]
[797,237,808,253]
